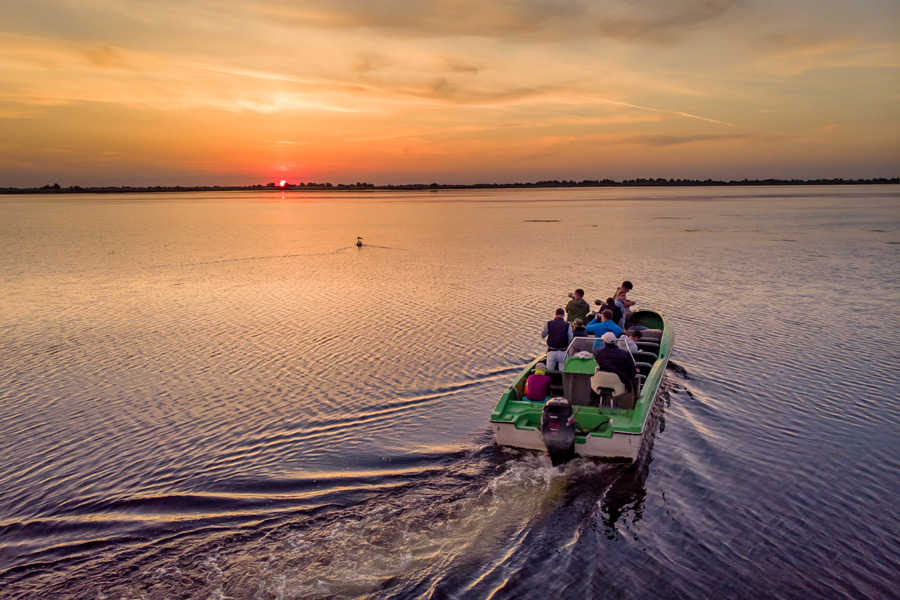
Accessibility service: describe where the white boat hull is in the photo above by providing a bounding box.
[491,420,644,462]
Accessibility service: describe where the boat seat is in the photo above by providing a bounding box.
[632,351,658,364]
[632,328,662,341]
[636,341,659,353]
[634,361,653,376]
[590,371,637,409]
[545,369,565,395]
[591,370,625,396]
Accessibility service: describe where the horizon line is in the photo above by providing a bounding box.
[2,177,899,194]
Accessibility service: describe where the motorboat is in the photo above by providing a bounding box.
[489,309,674,464]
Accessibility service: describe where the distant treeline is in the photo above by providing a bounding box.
[2,177,898,194]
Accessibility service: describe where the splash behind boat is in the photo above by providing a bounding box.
[489,309,674,463]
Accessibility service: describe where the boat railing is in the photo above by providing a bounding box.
[566,337,595,357]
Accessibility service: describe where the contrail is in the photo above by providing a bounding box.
[575,94,736,127]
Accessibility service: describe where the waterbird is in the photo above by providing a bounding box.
[356,236,363,247]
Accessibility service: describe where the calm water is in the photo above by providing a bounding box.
[1,186,899,599]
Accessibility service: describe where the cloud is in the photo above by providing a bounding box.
[0,0,897,185]
[625,132,752,147]
[258,0,735,43]
[82,45,130,68]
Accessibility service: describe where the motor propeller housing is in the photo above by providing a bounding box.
[540,397,575,466]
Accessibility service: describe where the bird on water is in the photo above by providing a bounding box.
[356,236,363,247]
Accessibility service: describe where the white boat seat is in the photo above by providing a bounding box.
[591,370,625,396]
[592,370,639,409]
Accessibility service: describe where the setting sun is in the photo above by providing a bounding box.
[0,0,896,187]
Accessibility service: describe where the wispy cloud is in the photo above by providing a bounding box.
[256,0,736,43]
[0,0,897,185]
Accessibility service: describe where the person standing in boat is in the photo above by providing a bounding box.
[585,309,622,350]
[542,308,573,371]
[614,280,637,328]
[565,288,591,324]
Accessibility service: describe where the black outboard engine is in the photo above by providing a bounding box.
[540,397,575,466]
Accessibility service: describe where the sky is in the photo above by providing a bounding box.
[1,0,898,186]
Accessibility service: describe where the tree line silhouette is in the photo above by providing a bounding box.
[1,177,897,194]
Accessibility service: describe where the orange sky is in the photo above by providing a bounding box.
[1,0,898,186]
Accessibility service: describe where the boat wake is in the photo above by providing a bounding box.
[2,381,676,600]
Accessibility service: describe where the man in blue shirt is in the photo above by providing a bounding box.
[585,309,623,350]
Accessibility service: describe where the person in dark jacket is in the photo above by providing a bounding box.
[542,308,573,371]
[572,318,587,338]
[565,289,591,323]
[592,332,637,394]
[601,297,623,326]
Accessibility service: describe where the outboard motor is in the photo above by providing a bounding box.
[540,397,575,466]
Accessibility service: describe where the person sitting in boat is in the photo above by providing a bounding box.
[585,309,622,350]
[524,362,552,401]
[592,332,637,404]
[542,308,573,370]
[572,318,588,338]
[617,329,642,353]
[614,280,636,328]
[565,288,591,323]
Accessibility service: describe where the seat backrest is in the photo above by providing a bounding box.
[634,361,654,375]
[636,341,660,353]
[591,370,625,396]
[634,328,662,341]
[632,350,658,364]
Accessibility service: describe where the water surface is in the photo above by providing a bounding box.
[1,186,899,599]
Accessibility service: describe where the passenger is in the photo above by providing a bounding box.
[542,307,573,371]
[614,280,637,327]
[617,329,642,353]
[601,296,623,327]
[593,332,637,396]
[585,309,623,350]
[565,288,591,323]
[524,362,552,401]
[572,318,588,338]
